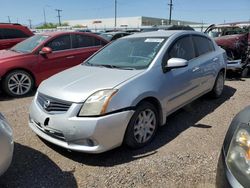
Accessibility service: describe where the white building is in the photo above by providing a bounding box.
[65,16,200,30]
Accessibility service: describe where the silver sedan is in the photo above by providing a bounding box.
[29,30,227,153]
[0,113,14,175]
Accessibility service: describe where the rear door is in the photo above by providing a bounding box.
[71,34,106,64]
[192,35,218,92]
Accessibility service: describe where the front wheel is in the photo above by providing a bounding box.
[210,71,225,98]
[124,102,159,149]
[2,70,34,97]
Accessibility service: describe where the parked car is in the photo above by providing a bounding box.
[141,25,194,33]
[29,30,227,153]
[0,113,13,176]
[218,106,250,187]
[0,31,108,97]
[205,22,250,77]
[99,31,130,41]
[0,23,33,50]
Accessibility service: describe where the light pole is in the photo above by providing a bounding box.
[168,0,173,25]
[7,16,11,23]
[114,0,117,29]
[43,5,50,25]
[28,19,32,29]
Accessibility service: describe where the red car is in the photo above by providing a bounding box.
[0,23,34,50]
[0,31,108,97]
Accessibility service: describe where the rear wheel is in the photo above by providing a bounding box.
[124,102,159,149]
[210,71,225,98]
[241,67,249,78]
[2,70,34,97]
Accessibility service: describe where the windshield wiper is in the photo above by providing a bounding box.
[84,63,136,70]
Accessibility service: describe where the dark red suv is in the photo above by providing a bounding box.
[0,31,108,97]
[0,23,34,50]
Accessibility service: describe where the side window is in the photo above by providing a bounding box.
[2,28,29,39]
[112,34,121,40]
[93,38,102,46]
[72,34,101,48]
[193,36,214,56]
[46,35,71,51]
[0,29,3,39]
[168,36,195,61]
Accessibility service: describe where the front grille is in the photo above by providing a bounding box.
[37,93,72,113]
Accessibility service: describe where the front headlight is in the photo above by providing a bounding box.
[78,89,118,116]
[226,123,250,187]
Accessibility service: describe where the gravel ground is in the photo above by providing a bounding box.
[0,78,249,188]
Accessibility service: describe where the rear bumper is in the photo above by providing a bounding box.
[227,60,243,72]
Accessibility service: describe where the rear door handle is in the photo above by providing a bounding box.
[213,57,219,62]
[66,56,75,59]
[192,67,200,72]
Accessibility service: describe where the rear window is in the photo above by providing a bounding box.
[193,36,214,56]
[72,34,103,48]
[2,28,29,39]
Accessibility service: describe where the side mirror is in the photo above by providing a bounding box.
[39,47,52,55]
[165,58,188,69]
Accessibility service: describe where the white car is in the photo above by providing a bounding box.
[0,113,14,176]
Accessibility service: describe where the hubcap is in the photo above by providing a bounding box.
[133,109,156,144]
[215,74,224,95]
[8,73,32,95]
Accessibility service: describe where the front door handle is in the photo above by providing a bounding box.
[213,57,219,62]
[192,67,200,72]
[66,56,75,59]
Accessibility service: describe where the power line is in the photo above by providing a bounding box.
[55,9,62,26]
[168,0,173,25]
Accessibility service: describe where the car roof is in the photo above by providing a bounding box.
[103,31,128,35]
[126,30,200,38]
[38,31,105,38]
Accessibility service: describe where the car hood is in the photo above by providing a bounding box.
[38,65,144,103]
[0,50,25,62]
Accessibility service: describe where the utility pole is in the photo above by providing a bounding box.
[168,0,173,25]
[28,19,32,29]
[114,0,117,29]
[55,9,62,26]
[7,16,11,23]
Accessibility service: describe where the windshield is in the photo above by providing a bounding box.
[85,37,166,70]
[11,35,49,53]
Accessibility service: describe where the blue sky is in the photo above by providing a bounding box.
[1,0,250,26]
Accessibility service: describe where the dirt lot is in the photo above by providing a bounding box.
[0,79,249,188]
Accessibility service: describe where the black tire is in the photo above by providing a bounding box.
[241,67,249,78]
[124,102,159,149]
[210,71,225,98]
[2,70,34,97]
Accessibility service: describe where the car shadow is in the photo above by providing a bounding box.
[40,85,236,167]
[0,143,77,188]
